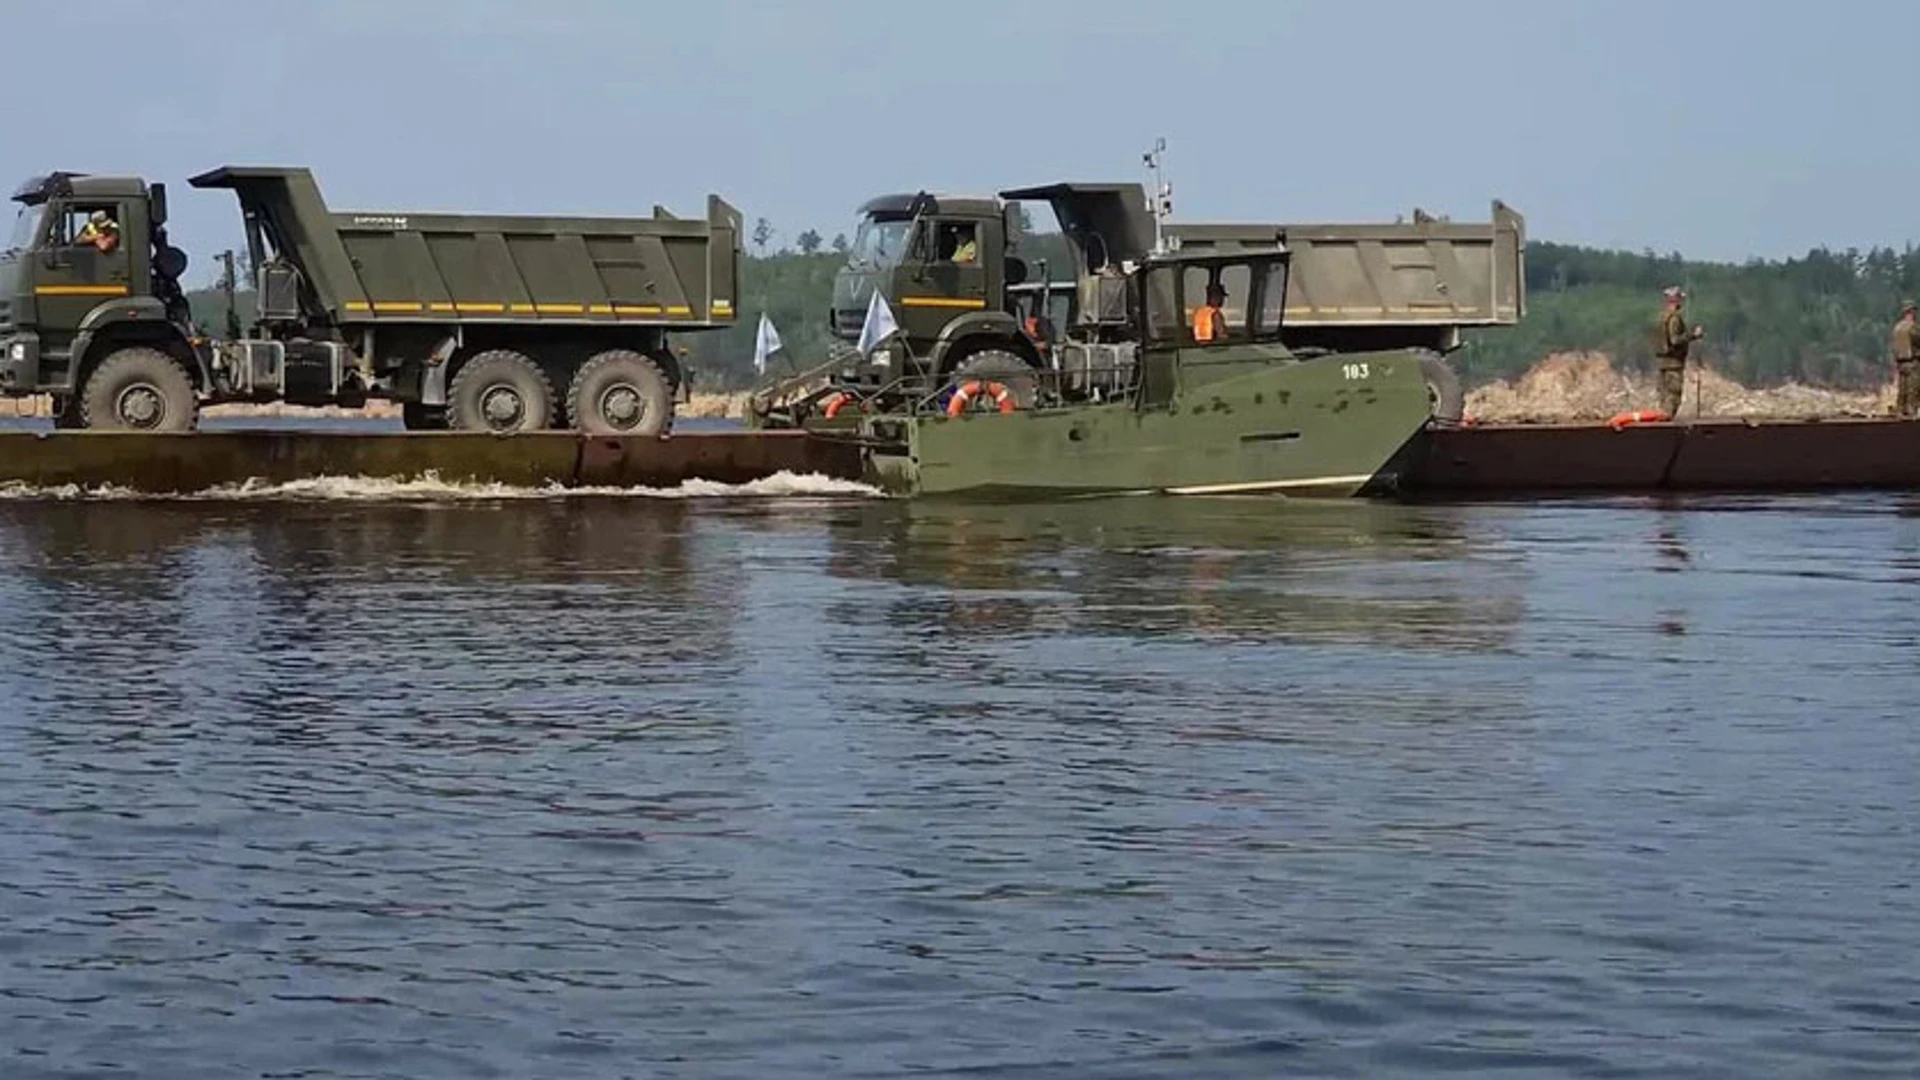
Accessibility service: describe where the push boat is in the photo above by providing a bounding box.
[747,241,1436,499]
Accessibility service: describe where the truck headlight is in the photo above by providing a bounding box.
[8,344,23,362]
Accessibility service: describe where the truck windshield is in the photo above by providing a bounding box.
[4,205,43,254]
[848,215,912,268]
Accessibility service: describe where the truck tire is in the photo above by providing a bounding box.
[566,349,673,436]
[447,349,555,433]
[949,348,1038,410]
[1414,349,1465,422]
[79,346,199,432]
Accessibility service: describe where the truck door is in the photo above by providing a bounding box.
[899,217,988,340]
[37,200,136,339]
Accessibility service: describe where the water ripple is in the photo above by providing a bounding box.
[1,493,1917,1077]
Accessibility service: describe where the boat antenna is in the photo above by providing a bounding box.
[1142,136,1172,255]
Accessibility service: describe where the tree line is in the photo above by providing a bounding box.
[186,234,1920,392]
[1455,241,1920,388]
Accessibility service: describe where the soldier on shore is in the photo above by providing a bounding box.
[1653,286,1704,416]
[1894,300,1920,418]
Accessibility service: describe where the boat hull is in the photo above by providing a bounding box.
[860,351,1435,498]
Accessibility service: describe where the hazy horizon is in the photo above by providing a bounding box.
[9,0,1914,286]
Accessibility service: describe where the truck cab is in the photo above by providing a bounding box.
[826,183,1162,401]
[829,191,1039,377]
[0,172,198,422]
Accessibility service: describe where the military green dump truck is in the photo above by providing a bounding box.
[828,183,1522,421]
[0,167,740,432]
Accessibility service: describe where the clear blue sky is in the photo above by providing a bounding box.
[10,0,1913,285]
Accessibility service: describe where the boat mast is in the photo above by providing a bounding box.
[1143,136,1172,256]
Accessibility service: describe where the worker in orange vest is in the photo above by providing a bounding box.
[1192,283,1228,342]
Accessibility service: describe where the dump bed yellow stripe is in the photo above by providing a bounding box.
[341,299,708,317]
[900,296,986,309]
[35,284,129,297]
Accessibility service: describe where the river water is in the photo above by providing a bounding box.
[1,463,1917,1077]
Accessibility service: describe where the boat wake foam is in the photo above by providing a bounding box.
[0,470,884,503]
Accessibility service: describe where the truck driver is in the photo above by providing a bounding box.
[74,210,120,254]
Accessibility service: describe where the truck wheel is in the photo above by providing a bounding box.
[79,347,199,432]
[1414,349,1465,422]
[949,348,1038,409]
[566,349,673,436]
[447,349,555,433]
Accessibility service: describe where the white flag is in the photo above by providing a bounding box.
[752,312,783,374]
[856,289,899,356]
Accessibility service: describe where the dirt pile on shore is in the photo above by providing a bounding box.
[1463,352,1890,423]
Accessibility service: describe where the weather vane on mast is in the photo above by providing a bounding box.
[1143,136,1172,255]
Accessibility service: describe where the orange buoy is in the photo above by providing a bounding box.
[944,379,1015,417]
[1607,409,1670,430]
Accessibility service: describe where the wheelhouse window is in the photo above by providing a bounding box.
[1140,256,1289,346]
[1255,260,1289,331]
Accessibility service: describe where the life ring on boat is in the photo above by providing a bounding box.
[820,391,860,419]
[1607,409,1670,430]
[945,379,1015,417]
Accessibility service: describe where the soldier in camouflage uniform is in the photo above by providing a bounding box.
[1653,286,1703,416]
[1895,300,1920,419]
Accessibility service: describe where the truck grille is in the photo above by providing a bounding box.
[832,309,864,340]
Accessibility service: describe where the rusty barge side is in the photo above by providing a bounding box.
[1397,417,1920,497]
[3,417,1920,497]
[0,430,865,493]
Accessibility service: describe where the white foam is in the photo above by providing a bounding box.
[0,470,884,503]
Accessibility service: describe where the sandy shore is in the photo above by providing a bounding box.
[0,358,1898,423]
[1461,352,1892,424]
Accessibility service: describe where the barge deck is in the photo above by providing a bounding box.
[2,417,1918,498]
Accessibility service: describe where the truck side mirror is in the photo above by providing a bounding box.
[150,183,168,227]
[1003,204,1022,247]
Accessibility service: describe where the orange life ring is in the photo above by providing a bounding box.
[1607,409,1669,430]
[820,391,860,419]
[945,379,1015,417]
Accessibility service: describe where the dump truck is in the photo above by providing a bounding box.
[0,167,741,432]
[827,182,1522,420]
